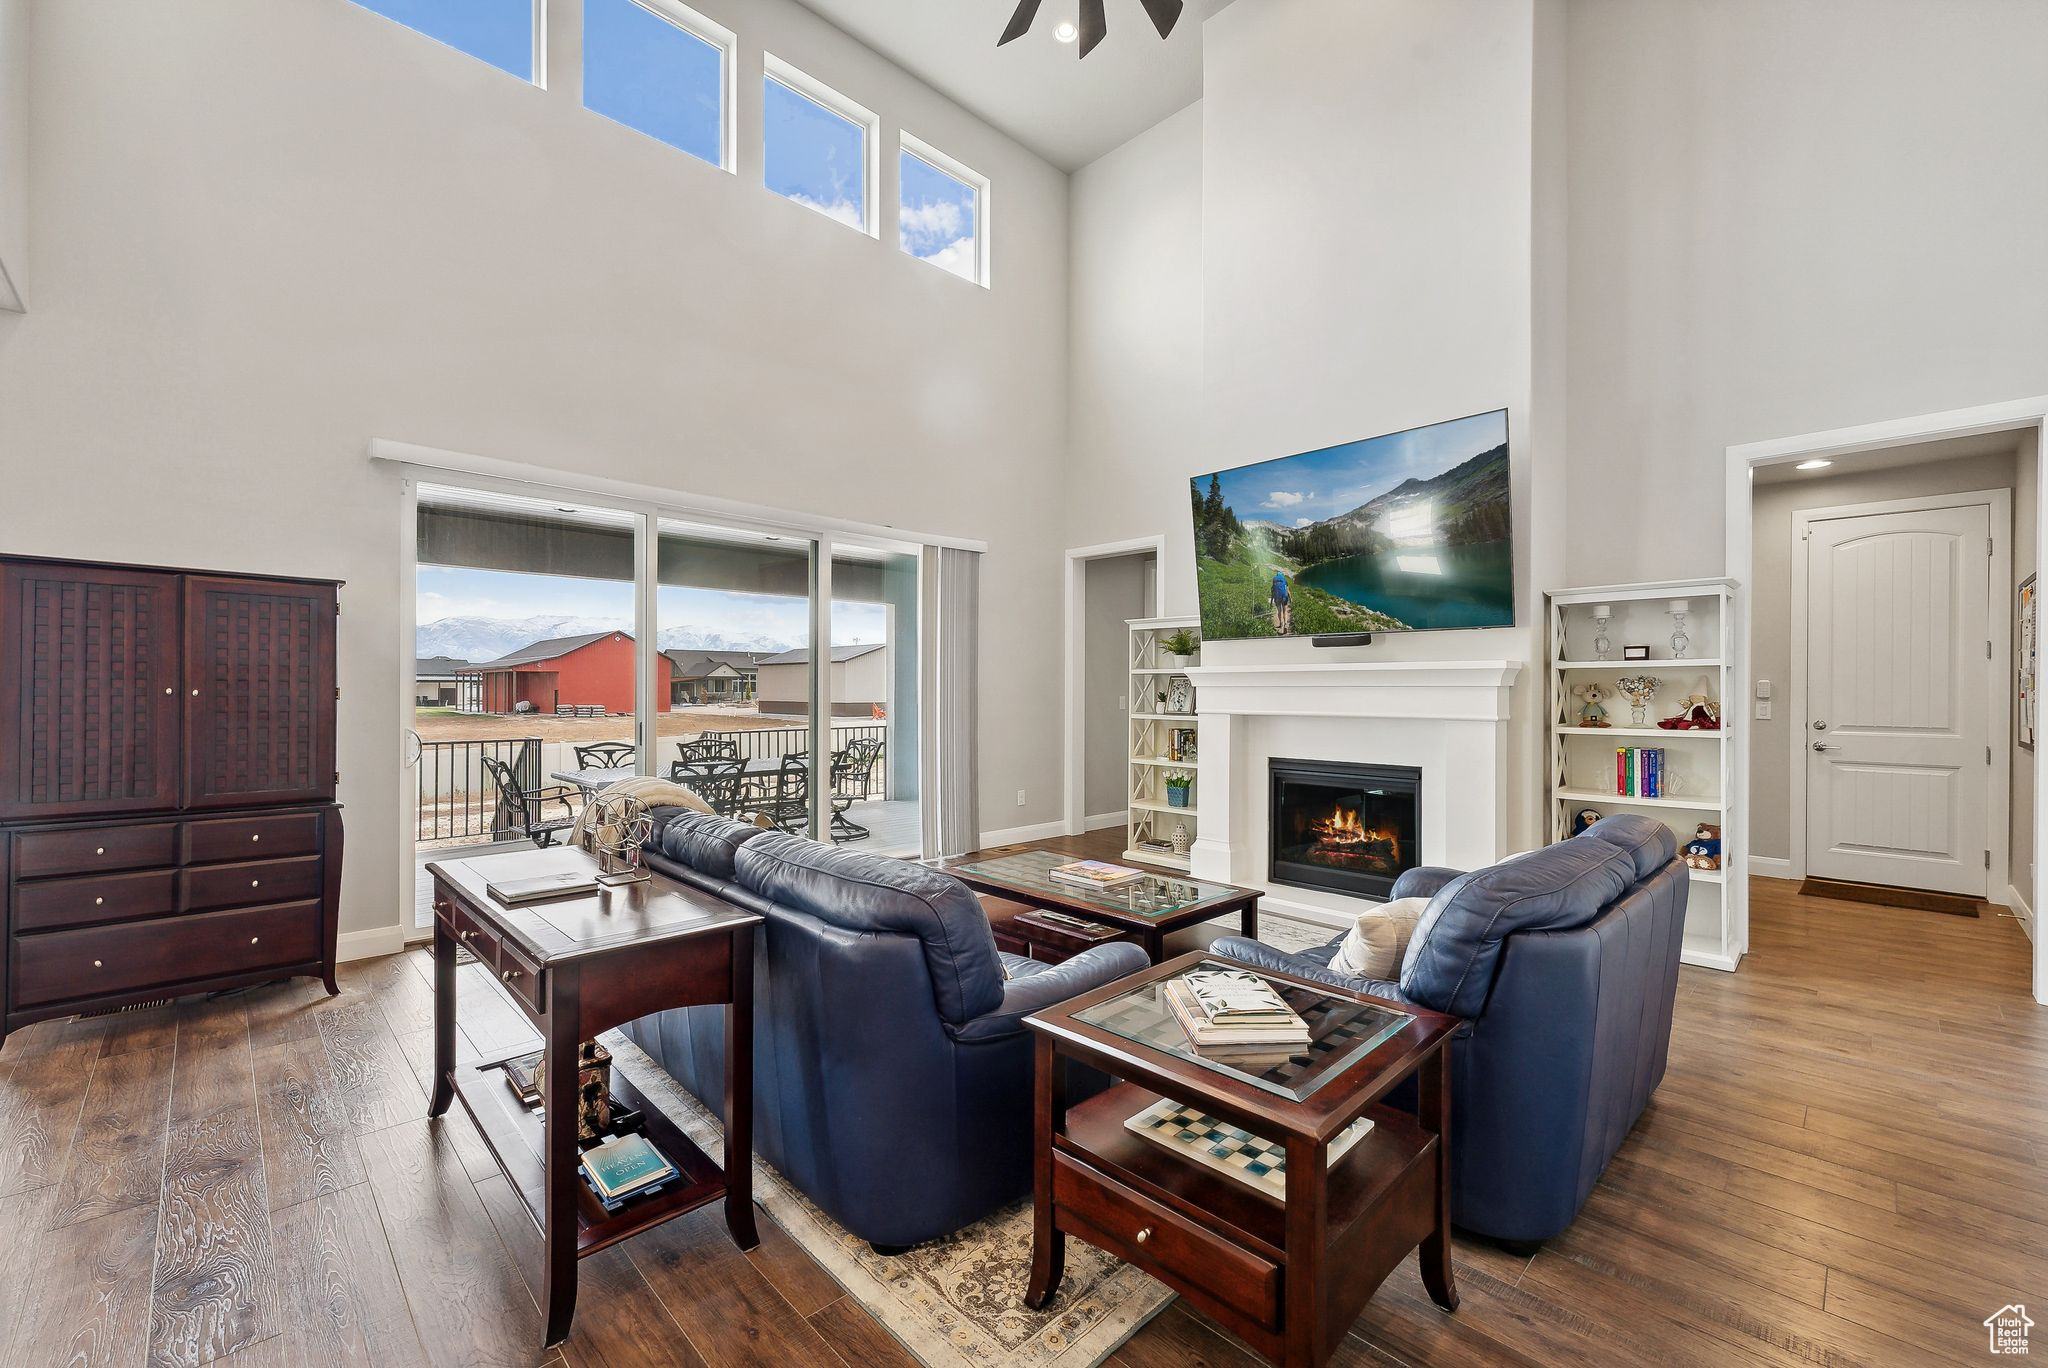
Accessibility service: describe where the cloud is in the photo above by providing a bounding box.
[1295,517,1313,527]
[792,194,864,230]
[1263,491,1310,509]
[917,235,976,281]
[902,200,965,241]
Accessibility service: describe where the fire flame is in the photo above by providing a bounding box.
[1310,806,1399,862]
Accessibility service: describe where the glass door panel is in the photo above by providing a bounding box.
[411,485,645,930]
[829,541,923,857]
[657,520,819,836]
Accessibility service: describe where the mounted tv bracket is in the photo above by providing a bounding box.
[1312,634,1376,648]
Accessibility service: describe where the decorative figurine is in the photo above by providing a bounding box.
[1658,675,1722,730]
[1575,681,1613,728]
[1571,807,1604,836]
[1615,675,1662,727]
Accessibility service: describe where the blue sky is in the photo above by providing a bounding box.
[584,0,723,166]
[900,151,977,279]
[1204,410,1509,527]
[418,566,885,646]
[350,0,534,80]
[765,75,866,228]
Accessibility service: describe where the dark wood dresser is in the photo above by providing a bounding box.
[0,556,343,1045]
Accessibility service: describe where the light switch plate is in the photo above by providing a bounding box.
[1754,699,1773,721]
[1755,679,1773,700]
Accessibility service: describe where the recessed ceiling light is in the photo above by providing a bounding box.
[1052,19,1079,42]
[1795,459,1833,471]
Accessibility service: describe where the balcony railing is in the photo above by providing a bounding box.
[415,737,543,844]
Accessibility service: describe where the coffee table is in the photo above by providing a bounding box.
[943,850,1259,962]
[1024,952,1460,1368]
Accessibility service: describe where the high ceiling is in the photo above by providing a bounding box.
[791,0,1235,171]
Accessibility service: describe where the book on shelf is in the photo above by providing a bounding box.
[501,1049,544,1108]
[1163,978,1310,1047]
[1612,746,1665,798]
[1123,1098,1374,1201]
[1048,859,1147,889]
[580,1131,678,1203]
[485,870,600,905]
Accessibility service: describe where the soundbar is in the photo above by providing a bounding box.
[1311,633,1375,648]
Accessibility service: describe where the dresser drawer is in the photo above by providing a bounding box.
[493,936,545,1014]
[13,824,179,880]
[1052,1150,1281,1332]
[181,856,323,913]
[182,813,322,865]
[13,868,178,933]
[12,900,323,1008]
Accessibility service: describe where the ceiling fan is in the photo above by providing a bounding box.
[999,0,1184,58]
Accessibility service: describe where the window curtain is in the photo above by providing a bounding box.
[935,547,981,856]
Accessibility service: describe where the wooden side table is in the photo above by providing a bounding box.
[1024,952,1460,1368]
[426,847,762,1348]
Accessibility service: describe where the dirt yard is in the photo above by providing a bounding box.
[412,706,801,743]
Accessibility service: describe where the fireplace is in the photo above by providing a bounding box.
[1269,758,1422,901]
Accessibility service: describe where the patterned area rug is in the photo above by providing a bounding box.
[601,1031,1175,1368]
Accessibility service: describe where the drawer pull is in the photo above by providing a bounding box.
[94,897,104,907]
[458,930,474,942]
[501,968,522,982]
[250,936,260,945]
[93,959,103,968]
[165,687,174,695]
[95,847,105,856]
[1135,1227,1153,1244]
[251,834,261,843]
[192,689,200,697]
[251,879,261,888]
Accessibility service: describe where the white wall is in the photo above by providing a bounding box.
[1748,450,2019,861]
[1565,0,2048,585]
[1065,101,1204,607]
[0,0,1071,943]
[0,0,26,311]
[2016,431,2039,920]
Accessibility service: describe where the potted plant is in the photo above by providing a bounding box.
[1164,770,1195,808]
[1161,629,1200,669]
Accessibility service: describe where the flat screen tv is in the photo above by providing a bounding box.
[1189,408,1513,640]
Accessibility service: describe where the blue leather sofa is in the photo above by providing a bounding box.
[618,811,1150,1249]
[1213,814,1686,1247]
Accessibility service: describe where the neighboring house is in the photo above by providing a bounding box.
[414,656,475,709]
[472,631,673,716]
[663,649,773,706]
[755,643,889,719]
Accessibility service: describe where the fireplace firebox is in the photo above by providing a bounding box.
[1269,759,1422,901]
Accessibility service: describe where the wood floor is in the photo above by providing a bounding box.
[0,866,2036,1367]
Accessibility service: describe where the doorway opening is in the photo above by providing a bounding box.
[1063,539,1161,838]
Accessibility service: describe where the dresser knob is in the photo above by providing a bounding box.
[95,847,105,856]
[250,936,259,945]
[93,959,103,968]
[251,879,261,888]
[501,968,521,982]
[251,834,261,843]
[192,689,200,697]
[165,687,174,695]
[94,897,104,906]
[458,930,474,942]
[1135,1227,1153,1244]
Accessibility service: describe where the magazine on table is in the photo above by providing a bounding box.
[1047,859,1147,889]
[1163,979,1310,1047]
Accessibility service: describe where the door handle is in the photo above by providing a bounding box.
[1812,741,1836,752]
[1812,720,1829,731]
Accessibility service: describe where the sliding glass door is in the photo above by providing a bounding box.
[828,540,923,856]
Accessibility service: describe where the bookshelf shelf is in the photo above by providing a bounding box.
[1126,618,1202,867]
[1548,580,1742,972]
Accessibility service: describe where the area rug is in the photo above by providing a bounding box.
[600,1031,1175,1368]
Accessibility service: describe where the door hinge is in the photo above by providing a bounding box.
[1988,745,1994,765]
[1986,849,1993,869]
[1988,640,1994,659]
[1989,536,1995,555]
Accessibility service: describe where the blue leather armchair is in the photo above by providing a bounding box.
[619,812,1149,1249]
[1213,814,1686,1247]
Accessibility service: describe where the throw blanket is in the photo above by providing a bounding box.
[568,775,715,846]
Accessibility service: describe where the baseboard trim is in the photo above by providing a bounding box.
[1084,810,1125,832]
[2007,883,2035,940]
[337,924,407,964]
[1749,856,1794,877]
[977,819,1069,848]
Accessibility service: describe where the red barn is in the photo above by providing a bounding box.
[471,631,672,716]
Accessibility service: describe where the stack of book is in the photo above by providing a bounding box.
[578,1132,678,1212]
[1614,746,1666,798]
[1048,859,1147,891]
[1163,967,1310,1052]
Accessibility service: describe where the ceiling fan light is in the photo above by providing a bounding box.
[1053,19,1078,42]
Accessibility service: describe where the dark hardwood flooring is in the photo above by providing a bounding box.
[0,835,2036,1367]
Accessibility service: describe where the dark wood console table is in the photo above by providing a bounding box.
[427,847,761,1347]
[1024,952,1459,1368]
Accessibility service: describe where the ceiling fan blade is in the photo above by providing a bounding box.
[1136,0,1184,39]
[998,0,1044,46]
[1078,0,1107,56]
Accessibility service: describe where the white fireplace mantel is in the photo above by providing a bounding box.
[1180,660,1524,927]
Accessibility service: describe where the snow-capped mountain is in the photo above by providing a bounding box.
[417,615,795,663]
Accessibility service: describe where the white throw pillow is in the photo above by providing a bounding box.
[1329,896,1429,980]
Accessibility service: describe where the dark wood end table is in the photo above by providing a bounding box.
[944,851,1260,962]
[1023,951,1460,1368]
[426,847,762,1348]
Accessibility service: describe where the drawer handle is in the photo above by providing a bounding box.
[501,968,522,982]
[93,959,103,968]
[192,689,200,697]
[1135,1227,1153,1244]
[250,936,260,945]
[94,897,104,907]
[165,687,173,695]
[95,847,106,856]
[251,879,261,888]
[251,834,261,843]
[458,930,474,942]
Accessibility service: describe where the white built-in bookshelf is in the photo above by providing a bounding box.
[1547,579,1743,970]
[1125,616,1202,871]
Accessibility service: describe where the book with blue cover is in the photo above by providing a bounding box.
[580,1132,677,1202]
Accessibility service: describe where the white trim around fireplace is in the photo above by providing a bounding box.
[1183,660,1522,928]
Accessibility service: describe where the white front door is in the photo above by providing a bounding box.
[1805,503,1991,895]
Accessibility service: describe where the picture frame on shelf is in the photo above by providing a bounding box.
[1622,645,1651,661]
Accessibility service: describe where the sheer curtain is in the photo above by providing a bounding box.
[934,547,980,856]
